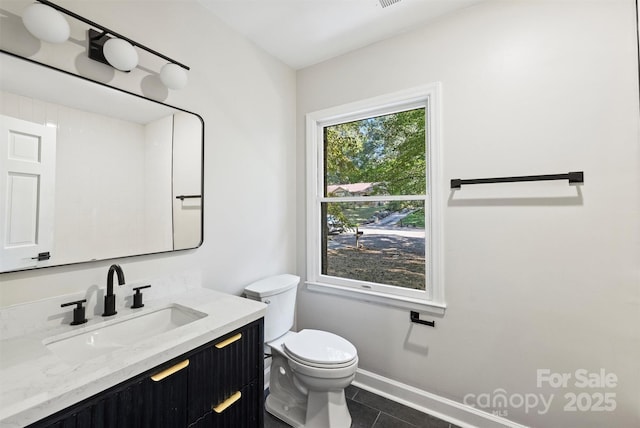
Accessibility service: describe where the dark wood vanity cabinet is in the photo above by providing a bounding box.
[28,319,264,428]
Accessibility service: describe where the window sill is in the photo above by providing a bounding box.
[305,281,446,315]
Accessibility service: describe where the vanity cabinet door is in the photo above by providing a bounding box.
[141,358,191,426]
[187,319,264,426]
[27,357,190,428]
[189,380,261,428]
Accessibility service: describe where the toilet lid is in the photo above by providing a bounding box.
[283,329,357,366]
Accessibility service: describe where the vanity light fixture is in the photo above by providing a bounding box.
[21,0,190,88]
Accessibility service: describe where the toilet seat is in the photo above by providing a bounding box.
[283,329,357,369]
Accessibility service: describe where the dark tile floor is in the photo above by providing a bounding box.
[264,385,461,428]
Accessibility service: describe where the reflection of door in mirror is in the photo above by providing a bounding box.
[0,115,56,271]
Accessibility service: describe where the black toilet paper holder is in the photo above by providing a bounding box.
[410,311,435,327]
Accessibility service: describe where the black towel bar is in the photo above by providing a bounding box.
[175,195,202,200]
[451,171,583,189]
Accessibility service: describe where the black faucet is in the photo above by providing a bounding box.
[103,264,125,316]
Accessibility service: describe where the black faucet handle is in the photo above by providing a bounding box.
[132,285,151,309]
[61,299,88,325]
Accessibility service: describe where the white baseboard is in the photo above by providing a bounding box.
[353,368,529,428]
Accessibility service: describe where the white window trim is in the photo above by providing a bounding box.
[305,84,445,314]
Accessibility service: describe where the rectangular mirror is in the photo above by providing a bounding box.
[0,51,203,273]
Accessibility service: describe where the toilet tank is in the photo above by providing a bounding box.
[244,274,299,343]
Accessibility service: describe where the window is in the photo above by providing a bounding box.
[306,85,445,313]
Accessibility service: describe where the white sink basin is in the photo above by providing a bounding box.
[44,304,207,362]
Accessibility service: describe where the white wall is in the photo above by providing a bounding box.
[0,0,296,304]
[296,1,640,427]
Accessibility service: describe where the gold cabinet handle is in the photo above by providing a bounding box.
[212,391,241,413]
[215,333,242,349]
[150,359,189,381]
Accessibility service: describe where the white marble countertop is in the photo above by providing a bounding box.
[0,288,266,427]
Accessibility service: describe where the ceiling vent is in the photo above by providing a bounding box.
[379,0,402,8]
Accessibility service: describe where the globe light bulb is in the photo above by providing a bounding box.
[103,38,138,71]
[22,3,70,44]
[160,63,188,90]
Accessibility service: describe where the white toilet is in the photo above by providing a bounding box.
[244,274,358,428]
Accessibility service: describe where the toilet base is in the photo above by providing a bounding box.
[266,393,305,427]
[306,389,352,428]
[266,389,352,428]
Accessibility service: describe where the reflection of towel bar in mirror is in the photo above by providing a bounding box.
[175,195,202,200]
[450,171,584,189]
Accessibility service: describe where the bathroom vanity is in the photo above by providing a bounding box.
[0,288,266,428]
